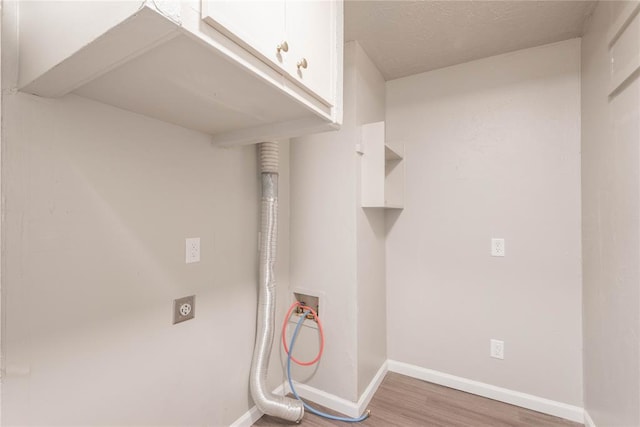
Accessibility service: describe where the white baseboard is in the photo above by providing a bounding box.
[230,362,387,426]
[286,360,388,417]
[285,381,360,417]
[387,360,585,424]
[229,405,262,427]
[229,384,287,427]
[584,410,597,427]
[356,360,388,414]
[232,360,585,426]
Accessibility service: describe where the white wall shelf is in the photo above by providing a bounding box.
[360,121,405,209]
[16,1,344,146]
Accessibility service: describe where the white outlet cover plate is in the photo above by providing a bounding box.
[490,339,505,359]
[491,238,505,257]
[186,237,200,263]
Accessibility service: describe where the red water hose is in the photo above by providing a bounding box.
[281,301,325,366]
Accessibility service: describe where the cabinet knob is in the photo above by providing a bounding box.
[297,58,308,70]
[276,41,289,53]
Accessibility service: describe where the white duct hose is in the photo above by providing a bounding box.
[250,142,304,422]
[259,142,279,174]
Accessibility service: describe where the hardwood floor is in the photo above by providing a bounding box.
[253,372,583,427]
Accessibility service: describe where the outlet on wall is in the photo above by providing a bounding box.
[186,237,200,263]
[173,295,196,324]
[491,238,505,257]
[490,339,505,359]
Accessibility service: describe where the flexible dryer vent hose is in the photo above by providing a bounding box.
[249,142,304,422]
[259,142,279,174]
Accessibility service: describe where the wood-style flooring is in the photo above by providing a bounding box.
[253,372,583,427]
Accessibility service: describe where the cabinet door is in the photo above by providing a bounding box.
[285,0,335,105]
[202,1,287,72]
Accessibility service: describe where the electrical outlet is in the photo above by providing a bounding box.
[490,339,505,359]
[491,238,505,257]
[186,237,200,263]
[173,295,195,324]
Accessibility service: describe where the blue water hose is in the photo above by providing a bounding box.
[286,310,370,423]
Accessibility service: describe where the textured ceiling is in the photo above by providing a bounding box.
[345,1,596,80]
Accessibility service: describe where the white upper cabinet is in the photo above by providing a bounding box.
[285,0,335,104]
[202,0,336,105]
[16,1,343,146]
[201,1,288,75]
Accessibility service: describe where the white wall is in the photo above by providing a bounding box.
[385,39,583,406]
[289,107,359,401]
[581,2,640,426]
[2,8,291,424]
[289,41,387,402]
[1,92,293,426]
[354,43,387,396]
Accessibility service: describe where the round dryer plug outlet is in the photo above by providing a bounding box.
[179,303,192,317]
[173,295,196,324]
